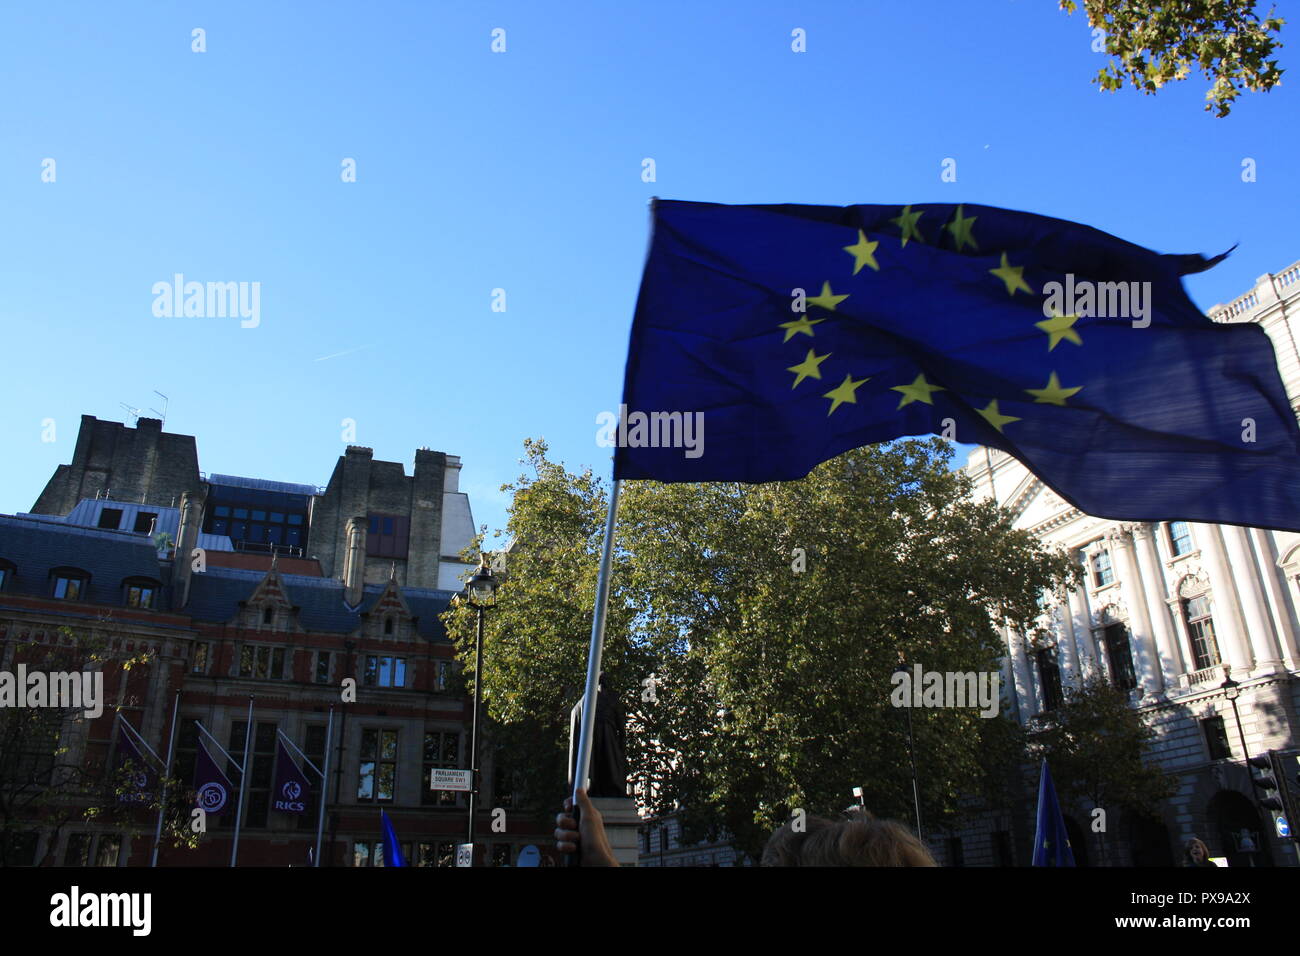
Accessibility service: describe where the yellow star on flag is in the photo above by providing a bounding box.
[843,230,880,275]
[977,399,1020,432]
[778,315,825,342]
[824,374,870,416]
[1035,313,1082,351]
[891,373,945,408]
[807,281,849,312]
[890,205,925,247]
[945,205,978,252]
[1025,371,1082,405]
[989,252,1033,296]
[787,349,831,388]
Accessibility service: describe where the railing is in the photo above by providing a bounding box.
[1207,260,1300,322]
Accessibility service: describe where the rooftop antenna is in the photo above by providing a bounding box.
[119,403,144,425]
[149,391,169,427]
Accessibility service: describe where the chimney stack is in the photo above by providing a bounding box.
[173,490,206,609]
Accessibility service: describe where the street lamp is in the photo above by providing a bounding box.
[1219,667,1260,866]
[463,553,498,865]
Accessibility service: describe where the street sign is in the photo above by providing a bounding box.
[456,843,474,868]
[430,768,472,792]
[1277,816,1291,838]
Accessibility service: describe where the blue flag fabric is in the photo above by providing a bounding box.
[193,738,235,817]
[380,810,407,867]
[1032,759,1076,867]
[272,738,312,815]
[614,200,1300,532]
[114,721,156,806]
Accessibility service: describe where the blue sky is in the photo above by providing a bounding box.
[2,0,1296,545]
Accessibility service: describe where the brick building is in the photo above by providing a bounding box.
[0,416,552,866]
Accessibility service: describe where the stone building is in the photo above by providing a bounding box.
[952,261,1300,867]
[0,416,552,866]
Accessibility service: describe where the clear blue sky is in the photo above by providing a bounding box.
[2,0,1296,544]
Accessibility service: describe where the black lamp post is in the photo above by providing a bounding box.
[1220,668,1260,866]
[463,554,498,865]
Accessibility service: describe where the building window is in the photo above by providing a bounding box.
[384,617,394,636]
[1183,594,1221,671]
[415,842,457,867]
[315,651,332,683]
[239,645,286,680]
[93,834,122,867]
[191,643,211,674]
[133,512,158,534]
[1168,521,1193,557]
[98,508,123,529]
[436,661,451,691]
[491,844,512,867]
[296,725,328,832]
[1102,623,1137,690]
[64,833,93,866]
[1203,715,1232,760]
[423,731,460,806]
[228,721,277,829]
[262,606,274,625]
[353,841,377,867]
[1091,550,1114,587]
[363,656,406,688]
[0,561,12,591]
[1035,646,1063,711]
[51,570,89,601]
[493,752,516,809]
[366,514,410,559]
[358,728,398,802]
[124,579,157,609]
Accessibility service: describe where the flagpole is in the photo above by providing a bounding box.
[230,695,254,867]
[315,706,334,868]
[571,476,622,813]
[150,690,181,867]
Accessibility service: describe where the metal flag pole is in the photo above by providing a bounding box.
[570,477,623,815]
[150,690,181,867]
[315,706,334,868]
[230,695,254,867]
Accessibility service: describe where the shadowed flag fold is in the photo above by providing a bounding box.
[614,199,1300,532]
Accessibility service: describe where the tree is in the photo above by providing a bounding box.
[444,438,1077,860]
[1027,677,1176,864]
[1061,0,1285,116]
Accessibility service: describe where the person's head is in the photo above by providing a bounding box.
[1185,837,1209,863]
[761,813,937,866]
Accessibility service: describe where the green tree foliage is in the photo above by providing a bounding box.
[1028,678,1176,862]
[444,438,1077,859]
[1061,0,1285,116]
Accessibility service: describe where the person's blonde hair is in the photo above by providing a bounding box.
[761,813,937,867]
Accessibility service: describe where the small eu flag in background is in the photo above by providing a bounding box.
[614,199,1300,532]
[1032,759,1076,867]
[380,810,407,867]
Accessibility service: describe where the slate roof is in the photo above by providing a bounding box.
[0,514,169,609]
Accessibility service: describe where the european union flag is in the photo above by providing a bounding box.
[380,810,407,867]
[1032,760,1075,867]
[614,200,1300,532]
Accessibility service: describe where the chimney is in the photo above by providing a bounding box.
[344,517,367,607]
[174,490,206,609]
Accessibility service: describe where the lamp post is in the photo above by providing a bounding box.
[1220,668,1260,866]
[463,553,498,866]
[894,660,923,841]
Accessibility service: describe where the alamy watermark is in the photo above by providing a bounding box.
[1042,274,1151,329]
[595,405,704,459]
[152,274,260,328]
[0,666,103,719]
[890,664,999,718]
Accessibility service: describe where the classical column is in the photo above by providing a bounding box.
[1066,549,1100,681]
[1252,528,1300,669]
[1108,526,1161,695]
[1131,522,1186,689]
[1053,597,1081,691]
[1007,626,1040,718]
[1189,523,1254,675]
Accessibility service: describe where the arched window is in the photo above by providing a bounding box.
[123,577,161,610]
[263,606,274,625]
[384,616,394,636]
[49,567,90,601]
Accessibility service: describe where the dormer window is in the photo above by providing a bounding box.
[263,606,274,625]
[51,568,90,601]
[124,578,160,610]
[384,616,394,636]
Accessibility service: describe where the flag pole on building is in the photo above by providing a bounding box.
[315,706,334,868]
[150,690,181,867]
[571,476,623,812]
[230,695,255,867]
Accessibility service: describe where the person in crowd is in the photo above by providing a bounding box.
[1182,836,1216,867]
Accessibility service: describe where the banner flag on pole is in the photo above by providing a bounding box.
[380,810,407,867]
[193,736,236,817]
[1031,759,1076,867]
[613,199,1300,532]
[114,718,157,806]
[272,737,311,815]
